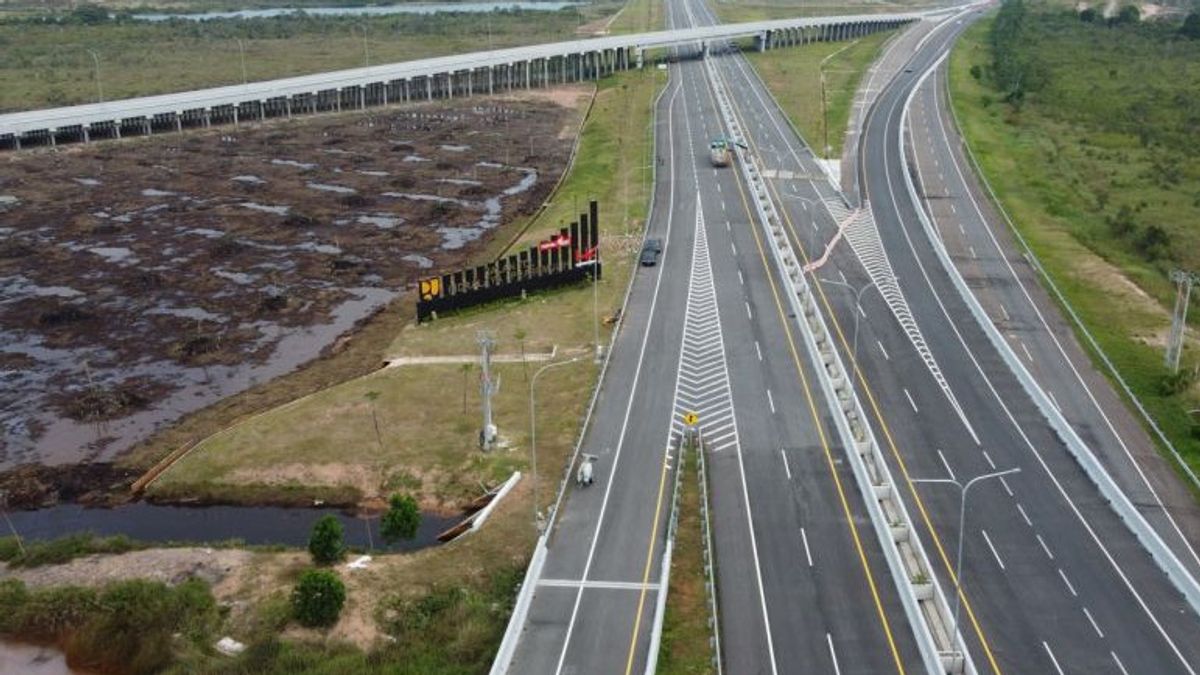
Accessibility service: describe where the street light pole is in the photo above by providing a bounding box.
[530,358,581,532]
[354,23,370,67]
[911,467,1021,652]
[85,49,103,103]
[818,277,875,365]
[235,38,248,85]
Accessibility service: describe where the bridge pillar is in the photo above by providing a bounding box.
[635,47,644,69]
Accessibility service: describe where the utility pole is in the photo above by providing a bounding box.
[1166,269,1197,373]
[478,331,499,451]
[86,48,103,103]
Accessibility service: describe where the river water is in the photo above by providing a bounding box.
[3,502,457,551]
[131,1,580,21]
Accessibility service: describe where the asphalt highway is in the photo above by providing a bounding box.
[694,3,1200,673]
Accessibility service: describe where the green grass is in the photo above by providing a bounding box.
[712,0,938,23]
[949,6,1200,480]
[748,28,895,158]
[0,8,617,111]
[608,0,664,34]
[657,445,715,675]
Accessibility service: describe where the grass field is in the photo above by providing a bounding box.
[948,5,1200,478]
[711,0,938,23]
[748,28,894,158]
[0,7,618,111]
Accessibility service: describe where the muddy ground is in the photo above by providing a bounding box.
[0,87,589,469]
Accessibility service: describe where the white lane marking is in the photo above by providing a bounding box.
[998,476,1013,497]
[1036,533,1054,560]
[998,303,1009,321]
[721,200,726,211]
[981,529,1005,570]
[958,222,965,235]
[716,182,722,193]
[857,303,866,318]
[745,301,753,320]
[929,57,1200,572]
[1112,652,1130,675]
[1058,568,1077,597]
[1016,502,1032,527]
[950,203,957,214]
[838,269,848,284]
[981,449,996,470]
[903,388,918,413]
[552,77,683,675]
[731,240,737,256]
[877,340,890,360]
[801,526,814,567]
[781,448,791,480]
[937,449,956,481]
[726,219,731,231]
[969,245,977,260]
[1083,606,1104,638]
[755,341,763,361]
[738,269,744,285]
[1019,340,1033,362]
[1046,390,1060,413]
[1043,642,1066,675]
[827,634,842,675]
[767,389,776,414]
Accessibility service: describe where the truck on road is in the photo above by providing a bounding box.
[709,138,731,167]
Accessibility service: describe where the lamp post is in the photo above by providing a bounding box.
[354,23,370,67]
[235,38,248,85]
[85,49,103,103]
[911,467,1021,653]
[817,277,875,365]
[530,358,582,532]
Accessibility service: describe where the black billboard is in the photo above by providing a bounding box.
[417,200,601,321]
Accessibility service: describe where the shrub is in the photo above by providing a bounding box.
[1182,12,1200,39]
[380,493,421,545]
[291,569,346,628]
[308,515,345,565]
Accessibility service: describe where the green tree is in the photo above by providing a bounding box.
[380,493,421,544]
[1181,12,1200,39]
[1113,4,1140,25]
[308,515,345,565]
[1079,7,1098,22]
[291,569,346,628]
[70,4,110,24]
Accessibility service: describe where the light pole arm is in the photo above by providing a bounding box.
[529,357,582,532]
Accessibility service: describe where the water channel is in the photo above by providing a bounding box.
[2,502,458,551]
[130,2,581,21]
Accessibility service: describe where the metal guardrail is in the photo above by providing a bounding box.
[643,431,688,675]
[696,429,724,674]
[705,48,973,675]
[900,53,1200,616]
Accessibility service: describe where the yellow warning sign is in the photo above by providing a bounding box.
[682,412,699,426]
[420,277,441,301]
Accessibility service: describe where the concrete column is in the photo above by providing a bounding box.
[636,47,643,69]
[175,113,182,133]
[467,69,473,97]
[82,126,90,143]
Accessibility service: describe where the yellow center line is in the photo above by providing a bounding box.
[756,55,1004,674]
[623,444,674,674]
[701,59,907,675]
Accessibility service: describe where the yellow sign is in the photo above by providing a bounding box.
[420,277,441,301]
[682,412,699,426]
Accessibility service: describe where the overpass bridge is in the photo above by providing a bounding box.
[0,12,917,150]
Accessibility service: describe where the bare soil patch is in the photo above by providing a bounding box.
[0,91,587,469]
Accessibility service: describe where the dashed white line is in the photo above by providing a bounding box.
[1112,652,1130,675]
[755,341,763,361]
[981,449,997,470]
[937,449,956,481]
[745,301,752,320]
[877,340,890,360]
[838,270,848,284]
[903,388,918,413]
[1036,533,1054,560]
[1046,390,1061,413]
[731,240,738,256]
[1016,502,1032,527]
[800,526,814,567]
[998,476,1013,497]
[958,222,965,235]
[1043,642,1066,675]
[1019,340,1033,362]
[725,219,731,231]
[767,389,776,414]
[827,634,842,675]
[1058,568,1077,597]
[1083,606,1104,638]
[781,448,791,479]
[950,203,957,214]
[857,304,866,318]
[969,245,978,260]
[981,529,1005,570]
[998,303,1009,321]
[738,269,744,285]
